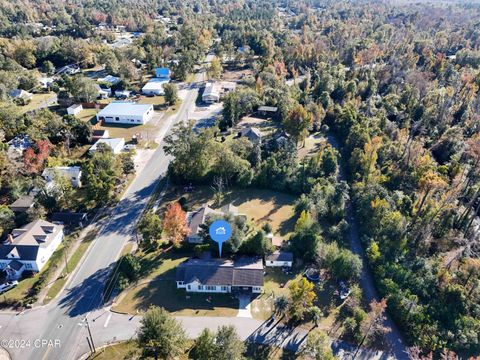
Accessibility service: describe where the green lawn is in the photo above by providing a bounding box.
[297,133,326,159]
[17,92,56,114]
[162,186,296,242]
[112,250,238,316]
[87,340,141,360]
[43,230,97,304]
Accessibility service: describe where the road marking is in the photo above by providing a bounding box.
[104,312,112,328]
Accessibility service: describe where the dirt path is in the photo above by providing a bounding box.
[327,134,409,360]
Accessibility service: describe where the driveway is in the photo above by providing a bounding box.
[237,294,252,318]
[327,135,408,360]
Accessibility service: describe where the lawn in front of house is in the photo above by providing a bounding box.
[161,186,296,241]
[111,249,238,316]
[43,229,97,304]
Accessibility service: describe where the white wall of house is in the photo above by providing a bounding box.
[181,281,231,293]
[35,230,64,271]
[266,260,292,267]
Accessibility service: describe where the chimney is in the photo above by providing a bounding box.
[7,234,14,243]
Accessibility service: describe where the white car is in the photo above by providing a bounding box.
[0,280,18,294]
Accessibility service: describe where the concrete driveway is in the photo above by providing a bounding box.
[237,295,252,318]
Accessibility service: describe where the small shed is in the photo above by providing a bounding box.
[265,251,293,268]
[67,104,83,116]
[257,106,278,116]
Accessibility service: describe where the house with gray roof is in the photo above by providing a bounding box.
[0,220,64,279]
[265,251,293,268]
[185,204,245,244]
[176,257,264,294]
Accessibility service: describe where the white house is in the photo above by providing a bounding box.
[67,104,83,116]
[9,89,33,100]
[142,78,169,96]
[42,166,82,188]
[114,90,132,98]
[176,257,264,294]
[265,251,293,268]
[39,77,54,89]
[97,75,121,85]
[202,82,221,103]
[89,138,125,154]
[96,102,154,125]
[95,85,111,99]
[0,220,64,279]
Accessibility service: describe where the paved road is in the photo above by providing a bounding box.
[0,62,205,360]
[327,135,409,360]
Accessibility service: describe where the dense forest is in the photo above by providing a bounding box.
[1,0,480,357]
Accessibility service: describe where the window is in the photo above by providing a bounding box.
[198,285,204,290]
[206,285,216,291]
[221,286,228,291]
[187,285,191,290]
[115,117,119,120]
[178,281,184,285]
[25,263,32,269]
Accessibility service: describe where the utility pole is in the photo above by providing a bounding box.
[85,317,96,353]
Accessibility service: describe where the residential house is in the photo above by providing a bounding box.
[9,89,33,100]
[265,251,293,268]
[98,75,121,86]
[67,104,83,116]
[0,220,64,279]
[9,195,35,213]
[96,102,154,125]
[39,77,54,89]
[57,64,80,75]
[42,166,82,188]
[89,138,125,154]
[176,257,264,294]
[185,203,244,244]
[239,127,262,144]
[202,82,221,103]
[142,78,169,96]
[95,84,111,99]
[7,135,31,156]
[114,90,132,99]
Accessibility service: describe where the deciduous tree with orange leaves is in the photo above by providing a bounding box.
[163,202,189,247]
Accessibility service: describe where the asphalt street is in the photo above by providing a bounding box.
[0,61,204,360]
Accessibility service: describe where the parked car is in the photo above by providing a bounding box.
[339,281,350,300]
[0,280,19,294]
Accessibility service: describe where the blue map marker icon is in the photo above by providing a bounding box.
[209,220,232,257]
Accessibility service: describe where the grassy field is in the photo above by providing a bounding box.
[43,230,97,304]
[297,133,326,159]
[17,92,56,113]
[87,340,297,360]
[162,186,296,241]
[87,341,142,360]
[112,250,238,316]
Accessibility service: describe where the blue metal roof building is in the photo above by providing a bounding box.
[155,67,171,79]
